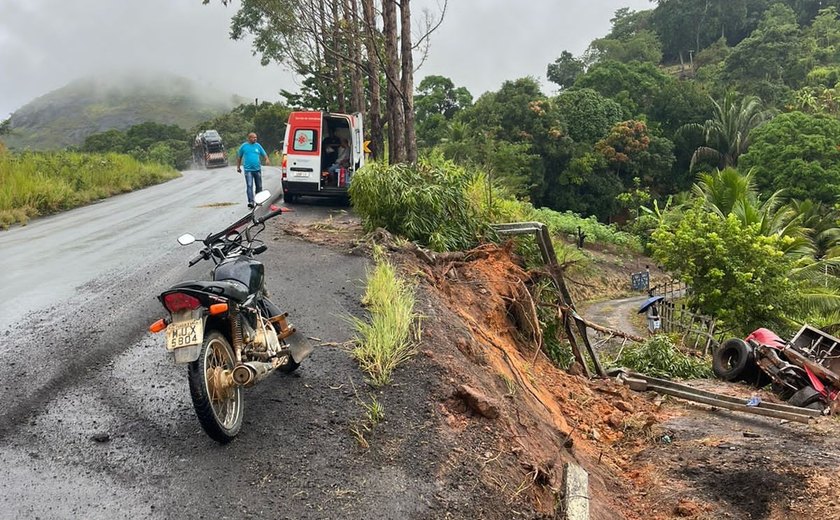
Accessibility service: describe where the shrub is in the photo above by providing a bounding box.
[609,335,712,379]
[349,154,489,251]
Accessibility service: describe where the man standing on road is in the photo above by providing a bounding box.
[236,132,270,208]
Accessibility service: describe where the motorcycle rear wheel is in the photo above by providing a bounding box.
[188,331,243,443]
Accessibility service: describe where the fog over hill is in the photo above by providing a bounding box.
[5,71,247,150]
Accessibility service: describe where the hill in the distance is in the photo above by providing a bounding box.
[4,72,247,150]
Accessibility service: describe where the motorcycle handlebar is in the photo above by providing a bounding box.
[188,250,207,267]
[205,214,252,244]
[186,206,281,266]
[257,207,285,225]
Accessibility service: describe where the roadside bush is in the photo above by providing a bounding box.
[609,335,712,379]
[651,205,801,335]
[349,154,489,251]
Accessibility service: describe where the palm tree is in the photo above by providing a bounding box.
[690,168,840,327]
[787,199,840,260]
[692,168,803,248]
[678,92,776,171]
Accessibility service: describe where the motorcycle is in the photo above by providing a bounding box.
[148,190,312,443]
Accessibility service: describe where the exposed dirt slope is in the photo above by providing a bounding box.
[285,215,840,519]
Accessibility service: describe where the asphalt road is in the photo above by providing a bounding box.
[0,168,411,519]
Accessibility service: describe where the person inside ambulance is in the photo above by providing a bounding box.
[322,129,340,172]
[328,138,351,179]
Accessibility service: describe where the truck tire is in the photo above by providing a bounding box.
[787,386,825,410]
[712,338,753,381]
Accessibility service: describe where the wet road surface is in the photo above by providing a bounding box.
[0,170,438,519]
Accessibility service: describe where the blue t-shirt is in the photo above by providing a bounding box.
[238,142,267,171]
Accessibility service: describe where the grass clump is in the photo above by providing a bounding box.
[0,151,178,228]
[609,335,712,379]
[350,248,419,386]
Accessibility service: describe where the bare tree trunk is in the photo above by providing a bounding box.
[400,0,417,163]
[331,0,346,112]
[383,0,405,163]
[361,0,383,160]
[346,0,365,113]
[316,0,329,110]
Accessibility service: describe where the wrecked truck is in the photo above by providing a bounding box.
[713,324,840,412]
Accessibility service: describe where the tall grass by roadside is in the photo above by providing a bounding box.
[350,248,420,386]
[0,151,179,229]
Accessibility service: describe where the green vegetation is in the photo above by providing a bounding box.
[609,335,713,380]
[349,391,385,450]
[348,155,488,252]
[652,204,801,335]
[0,151,178,228]
[82,122,192,170]
[350,248,420,386]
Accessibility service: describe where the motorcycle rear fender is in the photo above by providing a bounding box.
[173,344,202,364]
[285,330,314,364]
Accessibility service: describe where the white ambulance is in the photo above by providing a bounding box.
[280,111,365,202]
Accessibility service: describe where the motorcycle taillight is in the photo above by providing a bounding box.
[163,292,202,313]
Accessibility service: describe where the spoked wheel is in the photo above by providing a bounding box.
[188,331,243,443]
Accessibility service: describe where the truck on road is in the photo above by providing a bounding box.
[193,130,227,169]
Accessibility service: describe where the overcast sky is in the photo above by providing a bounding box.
[0,0,653,118]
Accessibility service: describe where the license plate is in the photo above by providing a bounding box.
[294,171,309,177]
[165,319,204,350]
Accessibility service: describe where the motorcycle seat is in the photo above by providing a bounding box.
[170,280,250,303]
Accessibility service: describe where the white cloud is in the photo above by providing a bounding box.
[0,0,653,117]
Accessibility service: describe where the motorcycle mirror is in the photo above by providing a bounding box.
[254,190,271,205]
[177,233,196,246]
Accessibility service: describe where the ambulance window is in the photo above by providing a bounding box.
[292,129,317,152]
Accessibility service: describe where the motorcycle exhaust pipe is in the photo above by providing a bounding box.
[232,361,275,387]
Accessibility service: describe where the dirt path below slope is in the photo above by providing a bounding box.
[580,294,650,339]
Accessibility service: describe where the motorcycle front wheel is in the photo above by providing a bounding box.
[188,331,243,443]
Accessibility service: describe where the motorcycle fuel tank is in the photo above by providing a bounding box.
[213,256,265,295]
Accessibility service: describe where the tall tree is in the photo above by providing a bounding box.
[207,0,446,164]
[361,0,384,159]
[400,0,417,162]
[414,75,472,148]
[382,0,406,162]
[723,3,809,93]
[546,51,585,90]
[739,110,840,203]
